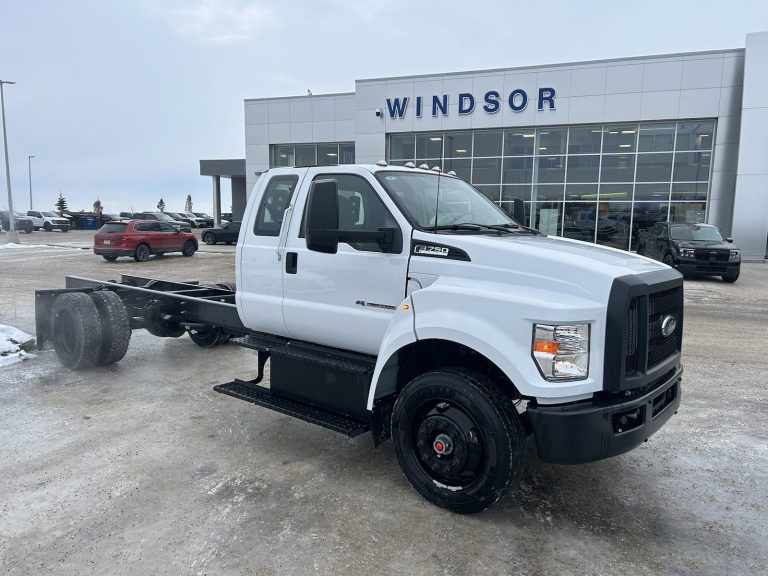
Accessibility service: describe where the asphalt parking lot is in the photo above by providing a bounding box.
[1,233,766,575]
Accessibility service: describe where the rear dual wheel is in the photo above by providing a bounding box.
[50,291,131,369]
[392,369,525,514]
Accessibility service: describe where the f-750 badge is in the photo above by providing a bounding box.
[414,244,449,257]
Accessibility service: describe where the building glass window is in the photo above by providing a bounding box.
[675,121,715,151]
[386,118,717,251]
[270,143,354,168]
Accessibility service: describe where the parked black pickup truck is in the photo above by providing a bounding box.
[637,222,741,282]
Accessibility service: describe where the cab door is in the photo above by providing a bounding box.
[236,171,304,336]
[281,170,411,355]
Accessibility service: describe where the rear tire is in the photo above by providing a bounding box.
[103,255,118,262]
[391,368,525,514]
[50,293,103,370]
[203,233,215,245]
[722,269,740,283]
[182,240,196,257]
[134,243,151,262]
[90,291,131,365]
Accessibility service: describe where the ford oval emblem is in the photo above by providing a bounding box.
[661,315,677,337]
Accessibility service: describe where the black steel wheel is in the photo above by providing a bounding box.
[90,291,131,365]
[50,292,103,370]
[134,243,151,262]
[182,240,196,257]
[189,327,227,347]
[103,255,118,262]
[203,232,216,245]
[392,369,525,514]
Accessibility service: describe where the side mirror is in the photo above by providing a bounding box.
[726,237,733,243]
[306,179,340,254]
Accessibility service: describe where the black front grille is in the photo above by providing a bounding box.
[605,269,684,392]
[647,287,682,367]
[694,248,729,262]
[624,297,639,373]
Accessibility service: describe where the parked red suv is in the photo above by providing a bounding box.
[93,220,198,262]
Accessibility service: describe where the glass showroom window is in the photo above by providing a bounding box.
[386,119,715,251]
[271,143,355,168]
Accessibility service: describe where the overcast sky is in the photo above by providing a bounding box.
[1,0,767,215]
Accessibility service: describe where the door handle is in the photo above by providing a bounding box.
[286,251,298,274]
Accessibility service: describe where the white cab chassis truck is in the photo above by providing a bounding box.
[36,164,683,513]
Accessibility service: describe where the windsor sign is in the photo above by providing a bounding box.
[385,88,556,119]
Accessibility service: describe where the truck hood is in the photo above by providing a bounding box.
[410,232,670,302]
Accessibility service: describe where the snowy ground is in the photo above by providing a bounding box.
[0,324,36,367]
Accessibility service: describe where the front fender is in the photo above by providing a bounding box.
[368,277,606,407]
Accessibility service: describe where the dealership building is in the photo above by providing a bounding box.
[234,31,768,260]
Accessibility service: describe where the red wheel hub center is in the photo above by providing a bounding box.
[433,433,453,455]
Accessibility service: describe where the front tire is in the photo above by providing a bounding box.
[203,232,216,245]
[663,253,675,267]
[392,369,525,514]
[182,240,196,257]
[723,269,740,283]
[134,243,151,262]
[43,222,52,231]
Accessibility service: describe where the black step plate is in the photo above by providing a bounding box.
[214,379,369,438]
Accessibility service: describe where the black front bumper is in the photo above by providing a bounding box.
[528,365,682,464]
[676,259,739,276]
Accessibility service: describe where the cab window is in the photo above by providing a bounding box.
[301,174,401,253]
[254,175,299,236]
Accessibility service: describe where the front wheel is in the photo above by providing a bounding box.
[723,269,740,283]
[182,240,196,257]
[203,233,215,245]
[391,369,525,514]
[43,222,52,231]
[663,253,675,267]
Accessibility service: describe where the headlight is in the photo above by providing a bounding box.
[729,249,740,261]
[532,323,590,381]
[679,248,695,257]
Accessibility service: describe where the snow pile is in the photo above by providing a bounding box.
[0,325,36,367]
[0,243,58,250]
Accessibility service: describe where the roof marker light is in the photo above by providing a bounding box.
[431,166,441,172]
[418,163,430,170]
[404,162,415,168]
[376,160,388,166]
[447,170,457,176]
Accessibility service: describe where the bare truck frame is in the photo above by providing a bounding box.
[36,274,386,441]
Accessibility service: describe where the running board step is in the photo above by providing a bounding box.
[214,379,370,438]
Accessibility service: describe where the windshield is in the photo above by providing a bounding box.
[42,211,58,217]
[157,213,177,222]
[376,171,516,229]
[14,212,26,218]
[669,224,723,242]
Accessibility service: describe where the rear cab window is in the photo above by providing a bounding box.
[254,175,299,236]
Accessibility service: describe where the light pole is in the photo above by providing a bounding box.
[0,79,18,243]
[28,155,35,211]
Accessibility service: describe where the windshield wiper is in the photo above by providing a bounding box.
[431,223,486,231]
